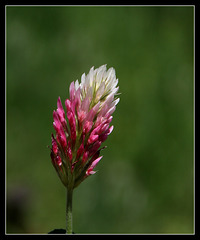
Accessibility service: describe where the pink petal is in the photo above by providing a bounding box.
[51,134,58,154]
[99,125,114,142]
[86,102,100,122]
[100,123,109,133]
[88,134,99,144]
[59,126,67,148]
[77,110,86,124]
[83,120,93,134]
[74,87,81,108]
[57,97,67,125]
[65,99,72,112]
[53,111,61,132]
[81,97,90,112]
[91,124,102,135]
[86,156,103,176]
[108,125,114,134]
[67,111,76,141]
[107,105,116,116]
[69,81,75,101]
[57,97,64,113]
[91,156,103,168]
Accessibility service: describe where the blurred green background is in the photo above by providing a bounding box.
[6,6,194,234]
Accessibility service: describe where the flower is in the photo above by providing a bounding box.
[50,65,119,190]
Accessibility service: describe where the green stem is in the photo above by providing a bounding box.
[66,188,73,234]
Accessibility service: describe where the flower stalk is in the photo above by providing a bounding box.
[66,188,73,234]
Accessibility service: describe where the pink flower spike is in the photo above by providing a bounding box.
[50,65,119,190]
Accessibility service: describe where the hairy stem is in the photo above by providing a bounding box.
[66,188,73,234]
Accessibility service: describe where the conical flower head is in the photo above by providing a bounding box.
[50,65,119,189]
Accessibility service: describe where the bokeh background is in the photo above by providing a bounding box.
[6,6,194,234]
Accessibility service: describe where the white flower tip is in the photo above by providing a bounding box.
[75,79,80,90]
[114,98,120,106]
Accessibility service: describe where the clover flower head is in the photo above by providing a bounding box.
[50,64,119,189]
